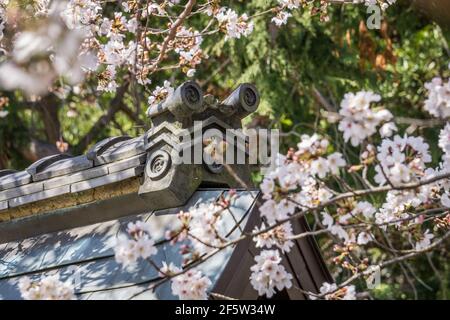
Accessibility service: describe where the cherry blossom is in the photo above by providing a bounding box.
[321,212,350,243]
[170,269,212,300]
[357,232,372,245]
[310,282,356,300]
[327,152,346,175]
[374,135,431,186]
[338,91,393,146]
[310,157,329,179]
[159,261,182,277]
[250,250,293,298]
[272,11,292,27]
[0,2,89,95]
[184,202,227,254]
[424,77,450,118]
[278,0,301,10]
[215,8,254,40]
[415,229,435,251]
[147,81,175,114]
[379,122,398,138]
[439,123,450,156]
[441,193,450,208]
[19,275,75,300]
[114,221,158,268]
[253,222,295,253]
[353,201,376,219]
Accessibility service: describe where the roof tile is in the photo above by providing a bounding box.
[94,136,145,165]
[0,182,44,202]
[9,185,70,208]
[70,167,138,193]
[43,166,109,190]
[0,200,7,211]
[33,155,93,182]
[0,171,31,191]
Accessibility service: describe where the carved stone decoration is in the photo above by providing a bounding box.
[138,81,260,209]
[146,150,172,180]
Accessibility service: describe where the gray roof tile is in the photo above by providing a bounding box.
[43,166,109,190]
[0,171,32,191]
[9,185,70,208]
[86,136,131,161]
[70,167,138,193]
[94,136,145,165]
[0,200,7,211]
[26,154,73,178]
[0,170,17,178]
[0,182,43,202]
[33,155,93,182]
[106,154,146,174]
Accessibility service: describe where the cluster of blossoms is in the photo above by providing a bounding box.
[214,7,254,40]
[374,135,432,186]
[253,134,348,297]
[146,80,175,113]
[271,0,300,27]
[167,200,230,257]
[321,200,377,245]
[170,269,212,300]
[0,0,402,108]
[159,262,212,300]
[310,282,356,300]
[114,221,158,268]
[424,77,450,119]
[337,91,396,146]
[253,222,294,253]
[372,134,447,237]
[438,123,450,208]
[271,0,332,27]
[0,96,8,118]
[249,250,293,298]
[259,134,345,224]
[113,195,233,300]
[252,76,450,298]
[439,123,450,170]
[18,275,75,300]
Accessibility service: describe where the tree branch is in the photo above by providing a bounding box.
[75,81,129,152]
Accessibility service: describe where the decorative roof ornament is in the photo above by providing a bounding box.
[139,81,261,209]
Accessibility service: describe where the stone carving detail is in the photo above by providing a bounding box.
[138,81,260,209]
[146,150,172,180]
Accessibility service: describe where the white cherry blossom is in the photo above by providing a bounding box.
[250,250,293,298]
[338,91,392,146]
[19,275,75,300]
[171,269,212,300]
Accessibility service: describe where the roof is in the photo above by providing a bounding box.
[0,135,146,214]
[0,190,258,300]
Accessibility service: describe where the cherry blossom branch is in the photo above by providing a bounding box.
[326,230,450,296]
[250,171,450,241]
[149,0,197,73]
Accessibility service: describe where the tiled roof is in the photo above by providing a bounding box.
[0,135,146,212]
[0,190,258,300]
[0,81,261,214]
